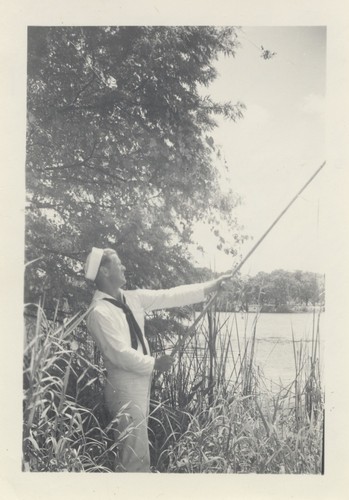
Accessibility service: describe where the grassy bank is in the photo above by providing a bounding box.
[23,302,324,473]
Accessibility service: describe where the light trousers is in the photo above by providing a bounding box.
[105,372,152,472]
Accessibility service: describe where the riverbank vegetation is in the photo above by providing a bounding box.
[23,300,324,473]
[215,269,325,314]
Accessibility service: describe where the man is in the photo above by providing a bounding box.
[85,246,227,472]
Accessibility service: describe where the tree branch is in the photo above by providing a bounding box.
[69,74,97,105]
[43,140,99,171]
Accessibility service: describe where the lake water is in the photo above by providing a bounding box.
[193,312,324,388]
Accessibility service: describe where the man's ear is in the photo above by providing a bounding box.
[99,265,109,278]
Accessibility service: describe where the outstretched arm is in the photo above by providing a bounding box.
[134,274,232,312]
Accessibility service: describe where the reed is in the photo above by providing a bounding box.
[23,300,324,473]
[148,308,324,473]
[23,302,133,472]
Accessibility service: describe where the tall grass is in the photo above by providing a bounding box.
[23,302,128,472]
[148,308,324,473]
[23,300,324,473]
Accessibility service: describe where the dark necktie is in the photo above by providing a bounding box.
[102,297,148,355]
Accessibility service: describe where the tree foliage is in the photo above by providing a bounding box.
[26,26,246,313]
[217,270,324,312]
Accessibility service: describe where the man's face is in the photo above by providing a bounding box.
[108,252,126,288]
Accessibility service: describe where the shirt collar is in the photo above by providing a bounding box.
[92,289,125,302]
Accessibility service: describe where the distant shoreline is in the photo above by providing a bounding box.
[217,306,325,314]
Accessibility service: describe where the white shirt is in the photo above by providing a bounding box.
[86,283,206,377]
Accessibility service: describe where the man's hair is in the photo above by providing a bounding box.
[95,248,117,285]
[100,248,117,268]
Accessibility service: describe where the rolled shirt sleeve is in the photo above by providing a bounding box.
[87,306,155,376]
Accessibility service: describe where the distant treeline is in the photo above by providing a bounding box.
[213,269,325,313]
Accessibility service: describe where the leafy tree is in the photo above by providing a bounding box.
[216,270,324,312]
[293,271,320,306]
[267,270,292,308]
[247,271,272,307]
[26,26,246,315]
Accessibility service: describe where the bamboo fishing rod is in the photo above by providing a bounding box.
[171,160,326,357]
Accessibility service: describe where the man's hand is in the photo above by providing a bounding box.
[216,273,232,289]
[154,355,174,373]
[203,273,232,296]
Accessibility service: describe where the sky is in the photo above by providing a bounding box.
[191,26,326,275]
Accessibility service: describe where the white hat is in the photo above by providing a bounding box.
[85,247,104,281]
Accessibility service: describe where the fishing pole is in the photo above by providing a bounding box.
[171,161,326,356]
